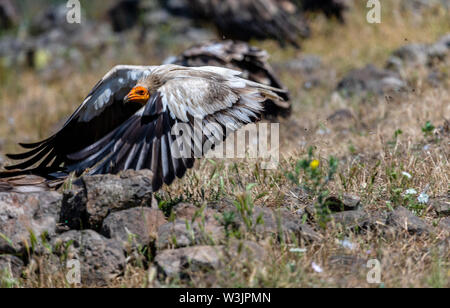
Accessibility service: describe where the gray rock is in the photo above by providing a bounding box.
[429,237,450,260]
[365,210,389,230]
[387,35,450,74]
[337,65,407,96]
[328,210,369,229]
[327,109,355,124]
[427,70,445,87]
[156,203,225,249]
[283,55,322,74]
[0,191,62,254]
[319,194,362,213]
[386,206,432,235]
[0,175,54,193]
[61,170,154,230]
[101,207,167,251]
[268,208,323,242]
[296,223,323,242]
[156,219,224,250]
[53,230,125,286]
[436,33,450,48]
[432,198,450,216]
[280,55,333,90]
[226,240,267,264]
[155,246,223,278]
[343,194,361,210]
[427,41,449,61]
[438,217,450,236]
[26,252,63,279]
[0,255,24,279]
[210,200,322,243]
[386,44,429,72]
[401,0,450,11]
[155,241,267,278]
[173,203,218,222]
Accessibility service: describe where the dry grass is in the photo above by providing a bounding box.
[0,2,449,288]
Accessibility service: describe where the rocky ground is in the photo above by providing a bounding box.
[0,167,448,287]
[0,1,449,287]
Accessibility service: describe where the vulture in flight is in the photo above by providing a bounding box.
[161,0,310,48]
[167,40,291,117]
[1,65,284,192]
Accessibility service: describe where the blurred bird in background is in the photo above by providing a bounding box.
[160,0,310,48]
[166,40,291,117]
[293,0,349,23]
[158,0,349,46]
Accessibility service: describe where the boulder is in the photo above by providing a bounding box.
[155,240,267,278]
[61,170,154,230]
[337,65,407,96]
[386,44,429,72]
[432,198,450,216]
[53,230,125,286]
[386,206,432,235]
[156,219,224,250]
[328,210,369,229]
[210,199,322,242]
[438,217,450,235]
[0,255,24,279]
[0,191,62,254]
[101,207,167,251]
[155,245,223,278]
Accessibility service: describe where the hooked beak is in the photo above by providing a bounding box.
[124,86,150,105]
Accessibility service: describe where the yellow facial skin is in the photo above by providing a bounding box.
[125,86,150,105]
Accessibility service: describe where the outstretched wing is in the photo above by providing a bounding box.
[65,65,283,191]
[169,40,291,117]
[3,65,155,176]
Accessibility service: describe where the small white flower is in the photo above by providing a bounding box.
[340,239,356,250]
[311,262,323,273]
[404,188,418,195]
[401,172,412,179]
[417,193,429,204]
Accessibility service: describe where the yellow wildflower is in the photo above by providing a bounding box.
[310,160,320,170]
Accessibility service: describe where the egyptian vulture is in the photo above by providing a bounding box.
[167,40,291,117]
[1,64,284,191]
